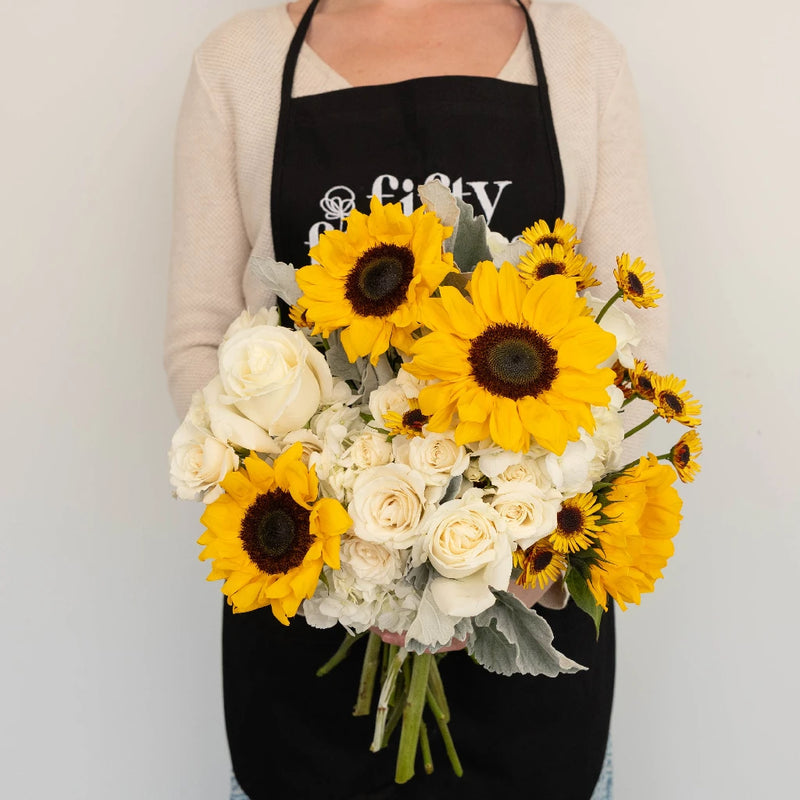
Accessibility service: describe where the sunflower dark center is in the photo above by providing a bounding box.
[468,323,558,400]
[345,243,415,317]
[532,549,554,572]
[673,442,690,468]
[538,235,560,248]
[402,408,429,432]
[662,392,685,414]
[557,506,584,535]
[637,375,654,394]
[239,489,312,574]
[626,272,644,296]
[535,261,564,279]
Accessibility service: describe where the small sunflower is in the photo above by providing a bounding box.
[521,219,580,252]
[549,493,603,553]
[405,263,616,455]
[629,359,656,402]
[588,454,682,610]
[198,443,351,623]
[518,243,600,291]
[669,430,703,483]
[383,398,430,438]
[295,196,455,364]
[288,304,313,329]
[514,538,568,590]
[613,254,662,309]
[652,374,702,427]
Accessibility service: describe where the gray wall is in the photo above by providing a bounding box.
[1,1,796,797]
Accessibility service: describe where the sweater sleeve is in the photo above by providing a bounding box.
[578,49,669,454]
[164,54,251,419]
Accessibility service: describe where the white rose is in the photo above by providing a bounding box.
[341,537,407,588]
[585,293,641,369]
[393,432,469,487]
[344,429,393,470]
[349,464,430,549]
[490,481,561,548]
[542,435,597,495]
[417,492,513,617]
[280,428,323,463]
[218,324,333,436]
[588,403,625,476]
[202,376,278,453]
[368,378,413,424]
[495,454,552,491]
[169,419,238,503]
[221,306,281,342]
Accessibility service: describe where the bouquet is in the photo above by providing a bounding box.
[169,180,702,783]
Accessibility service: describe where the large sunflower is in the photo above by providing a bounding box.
[198,443,351,623]
[405,263,616,454]
[588,454,683,611]
[295,196,455,364]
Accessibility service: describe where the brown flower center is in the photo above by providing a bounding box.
[402,408,429,433]
[468,323,558,400]
[535,261,564,279]
[538,235,560,248]
[626,271,644,296]
[661,392,685,415]
[557,505,584,535]
[240,489,312,574]
[345,243,415,317]
[673,442,691,468]
[532,549,554,572]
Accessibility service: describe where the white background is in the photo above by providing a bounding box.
[1,1,797,797]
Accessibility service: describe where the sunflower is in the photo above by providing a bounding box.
[514,538,568,590]
[198,443,351,623]
[549,493,603,553]
[588,454,683,610]
[517,243,600,291]
[521,219,580,251]
[669,430,703,483]
[651,374,702,427]
[613,254,662,308]
[383,398,430,438]
[295,196,455,364]
[405,262,616,454]
[629,359,656,401]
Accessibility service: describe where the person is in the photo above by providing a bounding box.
[164,1,667,797]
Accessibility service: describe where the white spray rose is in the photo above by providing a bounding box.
[344,429,394,470]
[217,323,333,436]
[392,432,469,487]
[542,435,597,495]
[349,464,430,549]
[490,481,561,548]
[588,396,626,477]
[585,293,640,369]
[340,538,407,590]
[368,378,413,424]
[495,454,553,491]
[169,418,238,503]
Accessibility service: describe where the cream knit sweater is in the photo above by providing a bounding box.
[165,1,667,419]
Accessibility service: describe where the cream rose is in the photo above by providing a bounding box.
[169,419,238,503]
[344,429,394,470]
[341,537,407,588]
[416,492,513,617]
[393,432,469,487]
[221,306,281,342]
[202,376,278,453]
[490,481,561,548]
[349,464,430,549]
[217,323,333,436]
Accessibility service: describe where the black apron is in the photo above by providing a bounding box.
[224,2,614,797]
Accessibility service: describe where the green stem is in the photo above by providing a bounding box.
[316,632,365,677]
[370,648,407,752]
[594,289,623,324]
[353,632,382,717]
[419,721,434,775]
[427,658,450,723]
[426,687,463,777]
[623,412,659,440]
[382,680,409,748]
[395,653,433,784]
[620,394,639,408]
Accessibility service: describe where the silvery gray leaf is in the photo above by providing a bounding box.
[441,475,462,504]
[406,577,466,654]
[493,238,532,268]
[248,256,301,306]
[467,590,586,677]
[325,330,362,384]
[451,197,492,270]
[418,179,460,229]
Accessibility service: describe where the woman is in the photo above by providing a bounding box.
[165,1,666,797]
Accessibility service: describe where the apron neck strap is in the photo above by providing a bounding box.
[282,0,322,104]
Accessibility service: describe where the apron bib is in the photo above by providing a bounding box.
[224,2,614,797]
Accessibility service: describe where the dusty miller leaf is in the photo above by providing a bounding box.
[248,256,301,306]
[406,575,473,655]
[451,197,492,270]
[418,179,460,229]
[324,331,362,384]
[467,590,586,677]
